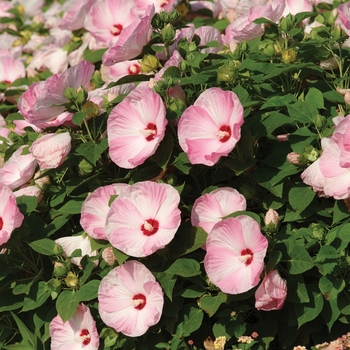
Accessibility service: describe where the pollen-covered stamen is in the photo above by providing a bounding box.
[141,218,159,236]
[216,125,231,142]
[132,293,147,310]
[75,329,91,345]
[238,248,253,265]
[0,217,3,230]
[128,64,141,75]
[140,123,157,141]
[110,24,123,36]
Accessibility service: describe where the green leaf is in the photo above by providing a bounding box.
[75,138,109,165]
[305,87,325,109]
[165,258,201,277]
[29,239,57,256]
[176,304,204,337]
[319,275,345,300]
[288,185,316,213]
[153,272,177,301]
[21,281,51,312]
[260,94,297,109]
[295,285,324,328]
[172,152,192,174]
[56,290,79,322]
[74,280,100,303]
[288,247,314,274]
[180,73,215,85]
[10,312,36,347]
[72,110,89,126]
[83,48,106,63]
[2,344,36,350]
[106,74,152,88]
[16,195,37,214]
[181,285,206,298]
[287,101,318,124]
[113,247,129,266]
[152,132,174,170]
[199,292,227,317]
[43,214,73,237]
[57,200,84,214]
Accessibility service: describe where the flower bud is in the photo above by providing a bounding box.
[76,88,88,104]
[64,271,79,288]
[167,97,187,113]
[140,54,160,73]
[151,13,163,29]
[287,151,306,166]
[161,23,176,41]
[217,65,235,83]
[259,41,275,57]
[64,87,77,100]
[79,159,94,175]
[53,262,68,278]
[176,3,190,17]
[82,100,99,118]
[320,57,339,70]
[169,9,180,23]
[102,247,116,266]
[303,145,320,162]
[281,49,297,63]
[280,14,294,33]
[314,114,326,129]
[265,208,279,226]
[264,24,279,40]
[53,243,64,256]
[309,223,326,241]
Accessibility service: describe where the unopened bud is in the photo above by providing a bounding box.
[169,9,180,23]
[280,14,294,32]
[281,49,297,63]
[151,13,163,29]
[53,243,64,256]
[259,41,275,57]
[140,54,160,73]
[287,152,305,166]
[217,65,235,83]
[82,100,99,117]
[53,262,67,278]
[79,159,94,175]
[102,247,116,266]
[309,223,326,241]
[167,97,187,113]
[161,23,176,41]
[64,87,77,100]
[64,271,79,288]
[264,209,279,234]
[314,114,326,129]
[76,88,88,104]
[320,57,339,70]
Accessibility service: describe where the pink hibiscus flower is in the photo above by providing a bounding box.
[338,3,350,36]
[0,145,37,190]
[98,260,164,337]
[80,183,130,241]
[107,84,167,169]
[18,60,94,128]
[204,216,268,294]
[50,303,100,350]
[0,57,25,83]
[255,270,287,311]
[84,0,139,47]
[191,187,247,234]
[102,5,155,65]
[0,183,24,246]
[29,132,71,170]
[178,87,244,166]
[105,181,181,257]
[135,0,175,13]
[101,60,141,83]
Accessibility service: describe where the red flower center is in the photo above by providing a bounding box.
[141,123,157,141]
[128,64,141,75]
[3,80,11,84]
[0,217,3,230]
[79,329,91,345]
[111,24,123,36]
[132,293,147,310]
[160,0,169,7]
[141,219,159,236]
[216,125,231,142]
[239,248,253,265]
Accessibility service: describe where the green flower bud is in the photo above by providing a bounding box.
[53,243,64,256]
[314,114,326,129]
[64,87,77,100]
[151,13,163,29]
[161,23,175,41]
[159,11,170,23]
[281,49,297,63]
[217,65,235,83]
[176,3,190,17]
[239,41,248,52]
[169,9,180,23]
[309,223,326,241]
[264,24,279,40]
[280,14,294,32]
[167,97,187,113]
[331,25,342,41]
[140,54,160,73]
[65,271,79,288]
[303,145,320,162]
[53,262,68,278]
[79,159,94,175]
[76,88,88,104]
[180,60,188,72]
[259,41,276,57]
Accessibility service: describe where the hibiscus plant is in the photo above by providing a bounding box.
[0,0,350,349]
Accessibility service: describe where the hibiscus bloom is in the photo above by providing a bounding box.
[0,56,25,83]
[204,216,268,294]
[105,181,181,257]
[178,87,244,166]
[50,303,100,350]
[0,145,37,190]
[107,84,167,169]
[80,183,130,241]
[29,132,71,170]
[0,183,24,246]
[98,260,164,337]
[191,187,247,234]
[255,270,287,311]
[102,5,155,65]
